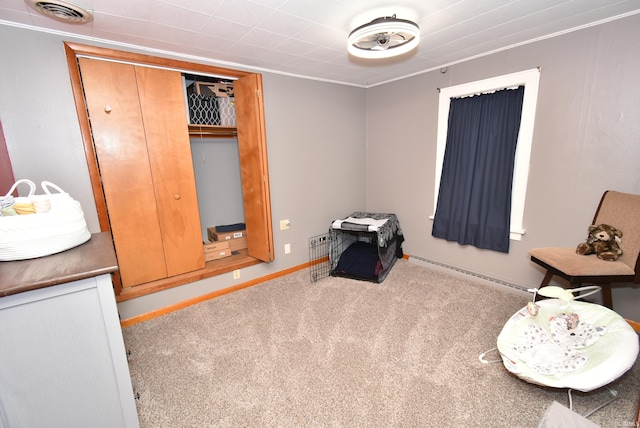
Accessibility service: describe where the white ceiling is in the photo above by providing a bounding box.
[1,0,639,87]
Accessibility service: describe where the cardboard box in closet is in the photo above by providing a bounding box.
[203,241,232,261]
[207,227,248,252]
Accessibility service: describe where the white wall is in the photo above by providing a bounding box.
[190,137,244,242]
[365,14,640,320]
[0,26,100,232]
[0,25,367,319]
[1,16,639,321]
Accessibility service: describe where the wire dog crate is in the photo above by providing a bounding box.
[309,213,404,283]
[308,233,331,282]
[308,230,380,283]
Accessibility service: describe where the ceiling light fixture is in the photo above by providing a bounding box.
[348,14,420,59]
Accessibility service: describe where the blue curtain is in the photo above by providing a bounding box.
[432,86,525,253]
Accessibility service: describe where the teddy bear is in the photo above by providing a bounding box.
[576,223,623,261]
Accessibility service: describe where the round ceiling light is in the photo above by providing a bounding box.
[24,0,93,24]
[348,14,420,59]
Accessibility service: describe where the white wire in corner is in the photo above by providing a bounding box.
[478,347,503,364]
[583,388,619,417]
[565,387,618,415]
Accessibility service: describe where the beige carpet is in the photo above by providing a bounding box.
[123,259,640,427]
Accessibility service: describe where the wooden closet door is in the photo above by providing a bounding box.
[234,74,274,262]
[79,58,167,286]
[79,59,205,287]
[0,120,15,195]
[135,66,205,276]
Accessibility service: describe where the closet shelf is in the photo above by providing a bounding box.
[188,124,237,138]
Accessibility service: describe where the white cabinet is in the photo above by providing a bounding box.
[0,274,139,428]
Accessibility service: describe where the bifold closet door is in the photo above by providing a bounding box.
[133,65,205,277]
[234,73,274,262]
[79,58,204,287]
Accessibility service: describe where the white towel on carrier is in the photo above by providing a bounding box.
[331,217,388,232]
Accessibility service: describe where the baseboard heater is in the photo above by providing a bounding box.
[408,255,530,296]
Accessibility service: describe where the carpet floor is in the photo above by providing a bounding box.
[123,259,640,427]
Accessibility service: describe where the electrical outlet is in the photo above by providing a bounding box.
[233,269,240,279]
[284,243,291,254]
[280,219,290,230]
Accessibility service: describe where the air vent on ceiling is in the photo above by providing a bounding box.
[25,0,93,24]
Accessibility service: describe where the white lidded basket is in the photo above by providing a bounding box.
[0,179,91,261]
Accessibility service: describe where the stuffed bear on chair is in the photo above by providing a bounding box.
[576,223,623,261]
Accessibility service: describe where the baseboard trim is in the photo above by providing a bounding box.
[121,253,638,332]
[122,254,410,327]
[120,261,311,328]
[406,255,640,330]
[406,254,530,297]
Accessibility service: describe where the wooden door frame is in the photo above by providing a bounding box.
[0,120,16,195]
[65,42,253,231]
[64,42,272,299]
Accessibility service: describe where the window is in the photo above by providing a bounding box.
[433,68,540,241]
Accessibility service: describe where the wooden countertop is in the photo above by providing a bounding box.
[0,232,118,297]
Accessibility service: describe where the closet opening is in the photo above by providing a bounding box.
[183,73,248,261]
[64,42,274,301]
